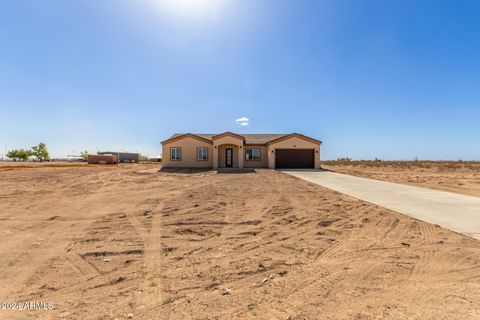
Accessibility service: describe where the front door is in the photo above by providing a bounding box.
[225,148,233,167]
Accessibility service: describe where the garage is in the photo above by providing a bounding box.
[275,149,314,169]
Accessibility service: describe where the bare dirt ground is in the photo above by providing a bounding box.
[0,161,87,171]
[1,163,479,320]
[322,161,480,198]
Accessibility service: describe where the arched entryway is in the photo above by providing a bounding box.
[211,133,245,169]
[217,144,240,168]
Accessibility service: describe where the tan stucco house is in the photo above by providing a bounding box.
[161,132,322,169]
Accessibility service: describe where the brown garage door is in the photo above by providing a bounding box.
[275,149,314,169]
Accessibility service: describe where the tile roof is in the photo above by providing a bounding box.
[165,133,289,144]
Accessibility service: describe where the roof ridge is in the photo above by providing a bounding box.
[162,133,321,144]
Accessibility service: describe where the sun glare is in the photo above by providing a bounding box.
[154,0,226,23]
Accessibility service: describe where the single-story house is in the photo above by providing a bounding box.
[161,132,322,169]
[98,151,140,163]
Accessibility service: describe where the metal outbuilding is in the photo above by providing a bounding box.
[87,154,118,164]
[97,151,139,163]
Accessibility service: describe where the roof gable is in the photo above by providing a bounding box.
[266,133,322,145]
[161,133,213,145]
[211,132,245,140]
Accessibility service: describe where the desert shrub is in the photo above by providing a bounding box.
[7,149,32,161]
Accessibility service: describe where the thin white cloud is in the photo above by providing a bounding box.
[235,117,249,123]
[240,122,248,126]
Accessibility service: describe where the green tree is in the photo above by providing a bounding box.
[31,143,50,161]
[7,149,32,161]
[80,150,88,162]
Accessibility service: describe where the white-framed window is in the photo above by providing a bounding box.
[197,147,208,161]
[245,148,261,161]
[170,147,181,161]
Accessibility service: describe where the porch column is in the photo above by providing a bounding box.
[268,146,275,169]
[213,144,218,169]
[238,145,244,169]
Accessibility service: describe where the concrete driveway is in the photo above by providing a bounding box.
[282,170,480,240]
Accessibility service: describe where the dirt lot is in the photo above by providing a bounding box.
[1,163,479,319]
[0,161,87,171]
[322,161,480,198]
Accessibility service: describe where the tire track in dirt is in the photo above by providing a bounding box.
[126,193,173,311]
[156,172,305,318]
[318,219,370,259]
[126,212,150,243]
[219,172,287,257]
[4,165,480,319]
[191,172,355,317]
[408,221,439,281]
[419,220,436,241]
[65,253,102,278]
[142,203,165,308]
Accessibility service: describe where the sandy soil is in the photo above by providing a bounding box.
[322,161,480,198]
[1,163,479,319]
[0,161,87,171]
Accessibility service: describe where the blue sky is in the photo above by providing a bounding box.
[1,0,479,160]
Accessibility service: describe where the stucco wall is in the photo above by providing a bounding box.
[268,137,321,169]
[162,137,213,168]
[243,145,269,168]
[212,135,243,146]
